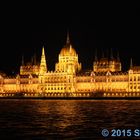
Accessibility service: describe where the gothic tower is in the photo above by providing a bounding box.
[39,47,47,75]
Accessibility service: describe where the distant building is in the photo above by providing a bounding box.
[0,33,140,98]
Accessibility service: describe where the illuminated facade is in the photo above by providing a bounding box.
[0,33,140,98]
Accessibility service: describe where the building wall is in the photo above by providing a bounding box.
[0,71,139,95]
[128,69,140,92]
[2,68,140,96]
[1,37,140,97]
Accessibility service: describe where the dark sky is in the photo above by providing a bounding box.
[0,5,139,75]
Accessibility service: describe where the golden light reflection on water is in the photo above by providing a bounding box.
[0,100,140,139]
[55,100,78,129]
[35,100,87,129]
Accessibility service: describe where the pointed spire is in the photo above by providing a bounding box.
[117,51,120,61]
[66,30,70,44]
[130,58,133,68]
[94,48,97,61]
[106,49,109,58]
[31,56,34,64]
[22,55,24,65]
[34,53,37,65]
[110,48,113,59]
[33,48,37,65]
[39,46,47,74]
[70,45,72,53]
[42,47,45,56]
[102,48,104,58]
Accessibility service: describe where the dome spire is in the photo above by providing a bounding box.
[66,30,70,44]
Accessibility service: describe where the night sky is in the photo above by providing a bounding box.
[0,5,139,75]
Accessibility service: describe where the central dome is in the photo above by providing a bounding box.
[60,32,77,56]
[60,45,77,56]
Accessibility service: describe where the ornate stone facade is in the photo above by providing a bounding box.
[0,33,140,98]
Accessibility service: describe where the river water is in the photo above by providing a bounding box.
[0,99,140,139]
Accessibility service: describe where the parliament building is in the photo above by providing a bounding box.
[0,33,140,98]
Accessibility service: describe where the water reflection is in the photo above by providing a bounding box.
[0,99,140,139]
